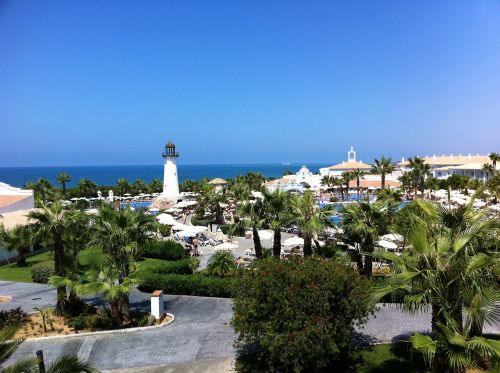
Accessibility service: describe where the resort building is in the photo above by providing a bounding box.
[208,178,229,192]
[319,146,372,178]
[397,154,494,181]
[265,165,321,193]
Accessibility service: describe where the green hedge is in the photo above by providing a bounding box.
[138,273,232,298]
[148,258,199,275]
[140,240,186,260]
[31,262,55,283]
[191,217,211,227]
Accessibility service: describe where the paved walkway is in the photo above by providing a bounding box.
[1,280,498,371]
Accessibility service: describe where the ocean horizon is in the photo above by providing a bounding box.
[0,163,330,188]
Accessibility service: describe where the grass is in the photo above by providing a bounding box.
[0,249,172,283]
[356,342,427,373]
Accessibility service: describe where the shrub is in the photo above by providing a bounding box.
[31,262,55,283]
[85,314,111,331]
[157,224,171,237]
[190,217,211,227]
[140,240,186,260]
[148,258,199,275]
[69,315,86,330]
[206,251,236,277]
[138,273,232,298]
[0,307,30,327]
[232,257,375,372]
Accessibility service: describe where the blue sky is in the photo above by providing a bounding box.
[1,0,499,166]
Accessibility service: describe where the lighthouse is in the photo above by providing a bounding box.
[162,141,180,199]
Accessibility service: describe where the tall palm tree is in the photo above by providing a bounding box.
[341,201,395,277]
[262,189,290,257]
[341,172,354,200]
[237,198,265,259]
[91,204,155,320]
[488,151,500,170]
[77,178,97,198]
[320,175,336,192]
[482,163,494,182]
[351,169,366,200]
[289,190,331,256]
[57,172,71,194]
[115,178,130,196]
[408,156,430,196]
[148,178,163,193]
[374,195,499,371]
[371,157,395,189]
[0,225,33,266]
[29,201,82,315]
[34,178,53,202]
[487,173,500,204]
[197,182,228,224]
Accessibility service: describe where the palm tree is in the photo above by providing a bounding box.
[29,201,82,315]
[341,201,395,277]
[0,225,32,266]
[351,169,366,200]
[374,195,499,371]
[57,172,71,194]
[488,151,500,170]
[148,178,163,193]
[207,250,236,276]
[289,190,331,257]
[408,156,430,196]
[77,178,97,198]
[320,175,336,192]
[341,172,354,200]
[2,354,98,373]
[197,182,228,224]
[237,198,265,259]
[34,178,53,202]
[399,173,412,195]
[487,173,500,204]
[262,189,290,257]
[482,163,494,182]
[371,157,395,189]
[131,178,147,195]
[115,178,130,196]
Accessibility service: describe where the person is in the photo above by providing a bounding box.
[192,235,200,256]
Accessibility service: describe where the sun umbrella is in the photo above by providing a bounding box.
[171,223,191,231]
[283,237,304,246]
[177,230,196,237]
[156,213,177,225]
[258,230,273,240]
[214,242,239,251]
[376,240,398,250]
[380,233,404,242]
[214,228,225,241]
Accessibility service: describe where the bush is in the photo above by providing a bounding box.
[0,307,30,327]
[191,217,211,227]
[31,262,55,283]
[157,224,171,237]
[69,315,86,330]
[232,257,375,372]
[140,240,186,260]
[148,258,199,275]
[85,314,111,331]
[138,273,232,298]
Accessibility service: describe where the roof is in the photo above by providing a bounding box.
[450,163,488,170]
[398,155,491,166]
[327,161,372,170]
[348,179,400,188]
[265,176,295,186]
[165,141,175,148]
[0,195,30,209]
[208,178,228,185]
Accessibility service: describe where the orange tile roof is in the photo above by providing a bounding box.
[0,195,29,209]
[347,179,400,188]
[327,161,372,170]
[398,155,491,166]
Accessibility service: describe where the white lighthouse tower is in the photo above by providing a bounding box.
[162,141,180,199]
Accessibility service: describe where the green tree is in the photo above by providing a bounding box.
[0,225,32,266]
[77,178,97,197]
[197,182,227,224]
[131,178,147,195]
[262,189,290,257]
[488,151,500,170]
[29,201,82,315]
[235,172,265,192]
[232,257,374,372]
[320,175,336,192]
[91,204,155,321]
[2,352,98,373]
[115,178,130,196]
[236,198,265,259]
[371,157,395,189]
[482,163,494,181]
[57,172,71,194]
[341,171,354,200]
[341,200,395,276]
[289,190,331,256]
[351,168,366,200]
[148,178,163,193]
[408,156,430,196]
[206,250,236,277]
[33,178,53,202]
[374,196,500,371]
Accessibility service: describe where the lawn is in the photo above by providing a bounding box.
[0,249,167,283]
[357,342,427,373]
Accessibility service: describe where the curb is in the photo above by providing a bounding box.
[23,313,175,342]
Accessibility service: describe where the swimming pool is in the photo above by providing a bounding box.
[120,201,152,210]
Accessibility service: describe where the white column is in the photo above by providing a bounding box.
[151,290,165,320]
[163,157,180,198]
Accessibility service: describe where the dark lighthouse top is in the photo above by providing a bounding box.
[162,141,179,158]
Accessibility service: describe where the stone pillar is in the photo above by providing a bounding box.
[151,290,164,320]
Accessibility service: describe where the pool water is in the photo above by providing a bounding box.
[120,201,152,210]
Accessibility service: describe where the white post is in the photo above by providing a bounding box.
[150,290,164,320]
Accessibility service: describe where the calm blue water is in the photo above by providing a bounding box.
[0,163,328,188]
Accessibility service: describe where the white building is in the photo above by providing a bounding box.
[162,141,180,200]
[265,165,321,193]
[319,146,372,178]
[397,154,494,181]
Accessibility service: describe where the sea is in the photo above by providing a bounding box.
[0,163,329,188]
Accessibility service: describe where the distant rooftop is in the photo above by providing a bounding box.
[398,154,491,166]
